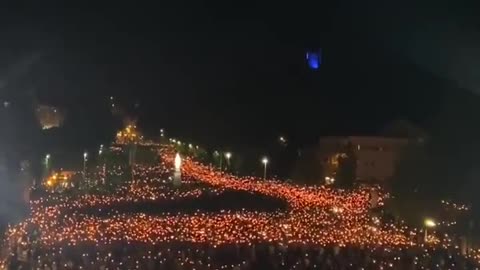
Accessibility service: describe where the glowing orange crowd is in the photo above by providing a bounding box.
[1,145,420,259]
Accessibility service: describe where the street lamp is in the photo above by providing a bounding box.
[83,152,88,184]
[424,218,436,242]
[98,145,105,185]
[325,176,335,185]
[261,157,269,180]
[214,150,223,170]
[43,154,51,186]
[225,152,232,170]
[45,154,51,167]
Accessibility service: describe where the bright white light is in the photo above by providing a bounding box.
[46,154,51,160]
[332,206,343,214]
[262,157,269,165]
[225,152,232,159]
[83,152,88,160]
[175,153,182,171]
[425,218,436,228]
[325,176,336,185]
[188,144,193,149]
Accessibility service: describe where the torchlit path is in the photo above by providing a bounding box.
[4,147,408,246]
[159,149,412,246]
[6,145,478,267]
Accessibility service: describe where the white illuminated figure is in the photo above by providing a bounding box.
[173,153,182,187]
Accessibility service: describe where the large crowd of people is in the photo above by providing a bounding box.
[6,241,479,269]
[1,146,479,269]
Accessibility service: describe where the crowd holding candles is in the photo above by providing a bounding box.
[1,145,479,269]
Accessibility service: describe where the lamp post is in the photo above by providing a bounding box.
[261,157,269,180]
[325,176,335,185]
[43,154,51,186]
[45,154,51,171]
[424,218,436,242]
[214,151,222,170]
[83,152,88,186]
[98,145,105,185]
[225,152,232,170]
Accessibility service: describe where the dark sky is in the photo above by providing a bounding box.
[2,1,480,148]
[3,1,480,215]
[4,1,480,223]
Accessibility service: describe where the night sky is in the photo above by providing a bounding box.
[2,2,480,151]
[3,1,480,227]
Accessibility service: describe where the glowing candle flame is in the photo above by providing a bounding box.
[175,153,181,171]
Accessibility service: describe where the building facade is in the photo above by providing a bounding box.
[318,136,409,183]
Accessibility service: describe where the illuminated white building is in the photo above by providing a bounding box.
[318,136,409,183]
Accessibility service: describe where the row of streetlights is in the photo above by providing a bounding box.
[212,151,269,179]
[44,144,105,184]
[167,130,277,180]
[46,142,271,185]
